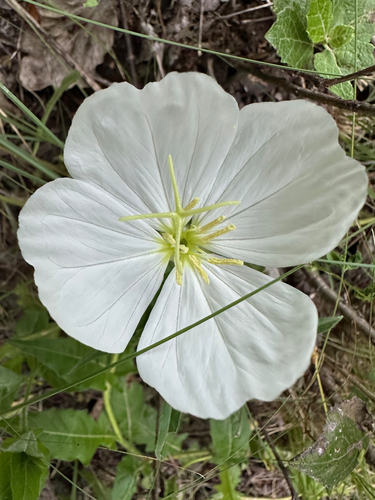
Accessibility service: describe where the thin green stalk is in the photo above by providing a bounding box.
[0,81,64,149]
[0,194,25,207]
[1,265,303,418]
[103,353,139,454]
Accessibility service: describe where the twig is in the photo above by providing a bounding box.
[260,425,300,500]
[219,1,273,20]
[297,64,375,89]
[118,0,138,87]
[6,0,101,91]
[244,65,375,115]
[304,269,375,344]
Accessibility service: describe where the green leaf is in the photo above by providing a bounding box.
[328,24,355,48]
[354,284,375,302]
[307,0,333,43]
[111,456,142,500]
[272,0,310,16]
[213,466,242,500]
[291,397,373,488]
[16,309,50,338]
[314,50,354,99]
[1,432,49,459]
[155,401,182,460]
[0,366,23,411]
[27,408,115,465]
[265,4,314,68]
[332,0,375,72]
[0,452,49,500]
[84,0,98,6]
[210,406,251,466]
[317,316,343,334]
[9,337,109,391]
[156,401,172,460]
[112,380,158,451]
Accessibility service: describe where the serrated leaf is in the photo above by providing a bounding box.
[332,0,375,72]
[307,0,333,43]
[210,406,251,466]
[27,408,115,465]
[318,316,343,334]
[10,337,109,391]
[314,50,354,99]
[0,452,49,500]
[291,397,373,488]
[272,0,310,16]
[265,4,314,68]
[2,431,49,459]
[328,24,355,48]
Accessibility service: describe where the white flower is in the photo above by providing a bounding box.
[18,72,367,420]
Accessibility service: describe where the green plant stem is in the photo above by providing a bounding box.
[103,354,139,455]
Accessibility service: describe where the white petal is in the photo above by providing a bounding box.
[64,72,239,219]
[18,179,167,353]
[137,263,317,419]
[197,100,367,267]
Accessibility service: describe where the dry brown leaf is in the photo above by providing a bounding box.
[19,0,118,90]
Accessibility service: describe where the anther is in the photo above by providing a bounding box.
[176,270,182,286]
[201,224,236,242]
[189,255,210,284]
[198,216,226,233]
[162,233,176,245]
[207,258,243,266]
[183,197,200,211]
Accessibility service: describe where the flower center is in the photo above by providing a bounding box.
[119,155,243,285]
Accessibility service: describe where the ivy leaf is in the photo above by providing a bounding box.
[210,406,251,466]
[0,452,49,500]
[265,3,314,69]
[314,50,354,99]
[317,316,343,334]
[328,24,355,48]
[307,0,333,44]
[291,397,373,488]
[27,408,115,465]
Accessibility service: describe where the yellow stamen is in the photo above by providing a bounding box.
[183,197,200,211]
[162,232,176,245]
[201,224,236,242]
[198,216,226,233]
[189,255,210,284]
[180,244,189,254]
[207,258,243,266]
